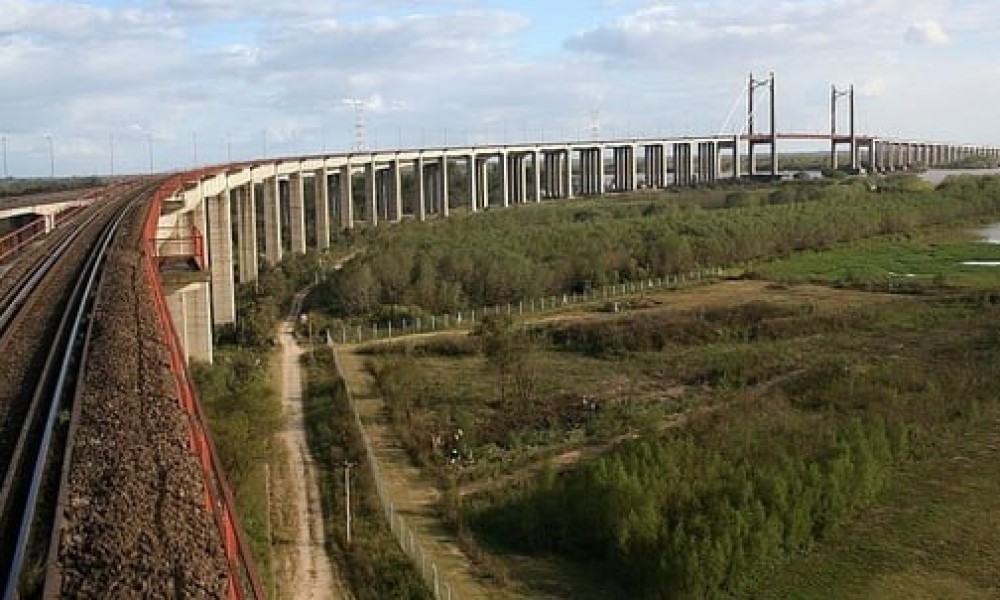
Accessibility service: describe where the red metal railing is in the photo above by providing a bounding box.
[141,172,265,600]
[153,226,207,271]
[0,217,47,263]
[0,194,99,264]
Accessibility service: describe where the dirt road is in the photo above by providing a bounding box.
[278,294,351,600]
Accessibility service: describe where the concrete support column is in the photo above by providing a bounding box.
[440,157,450,217]
[643,146,660,190]
[546,152,560,198]
[700,143,708,182]
[533,151,542,202]
[506,154,517,203]
[338,165,354,229]
[289,172,306,254]
[262,176,282,266]
[627,145,637,191]
[519,155,529,203]
[391,159,403,222]
[671,144,681,185]
[236,184,258,284]
[364,158,377,227]
[712,142,721,182]
[416,156,427,221]
[479,157,490,208]
[687,143,696,185]
[733,135,742,180]
[167,282,213,364]
[208,191,236,325]
[499,152,510,207]
[314,168,330,249]
[427,163,441,214]
[596,148,603,193]
[563,149,574,199]
[467,155,477,212]
[585,148,601,196]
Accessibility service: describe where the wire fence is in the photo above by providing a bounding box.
[324,266,725,599]
[335,267,726,345]
[330,345,462,600]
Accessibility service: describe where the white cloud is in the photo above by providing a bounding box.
[0,0,998,176]
[904,20,950,47]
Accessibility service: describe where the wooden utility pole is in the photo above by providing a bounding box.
[344,461,356,545]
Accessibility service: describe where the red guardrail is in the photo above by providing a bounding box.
[141,172,265,600]
[0,192,103,264]
[154,227,206,271]
[0,217,47,263]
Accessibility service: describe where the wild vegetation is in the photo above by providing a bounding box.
[320,175,1000,598]
[302,350,433,599]
[0,176,108,199]
[314,175,1000,323]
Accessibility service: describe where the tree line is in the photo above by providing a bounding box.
[314,175,1000,319]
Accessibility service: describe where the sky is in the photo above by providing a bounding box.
[1,0,999,176]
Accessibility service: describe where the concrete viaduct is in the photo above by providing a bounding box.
[151,132,1000,363]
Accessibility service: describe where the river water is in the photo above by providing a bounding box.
[920,168,1000,185]
[974,222,1000,245]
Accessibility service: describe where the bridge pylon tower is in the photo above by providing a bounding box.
[747,72,777,177]
[830,84,857,171]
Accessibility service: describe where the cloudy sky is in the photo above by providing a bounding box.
[1,0,998,176]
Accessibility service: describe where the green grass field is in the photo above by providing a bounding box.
[758,232,1000,288]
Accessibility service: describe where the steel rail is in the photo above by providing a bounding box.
[0,208,104,336]
[0,200,133,599]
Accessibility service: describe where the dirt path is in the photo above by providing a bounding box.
[278,304,350,600]
[337,347,514,600]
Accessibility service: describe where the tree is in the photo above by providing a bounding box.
[473,314,529,403]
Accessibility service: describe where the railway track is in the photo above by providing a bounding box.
[0,198,130,598]
[0,181,229,598]
[0,186,146,597]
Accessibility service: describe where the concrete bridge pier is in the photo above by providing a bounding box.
[439,157,450,216]
[390,159,403,222]
[563,148,574,199]
[289,172,307,253]
[235,183,257,284]
[338,164,354,229]
[672,143,691,186]
[426,160,444,214]
[314,168,330,249]
[416,156,427,220]
[612,146,635,191]
[498,152,510,208]
[166,282,213,364]
[466,155,477,212]
[586,148,604,195]
[364,159,378,227]
[696,142,718,183]
[207,188,236,326]
[644,144,664,189]
[477,156,490,209]
[262,176,282,266]
[533,151,543,201]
